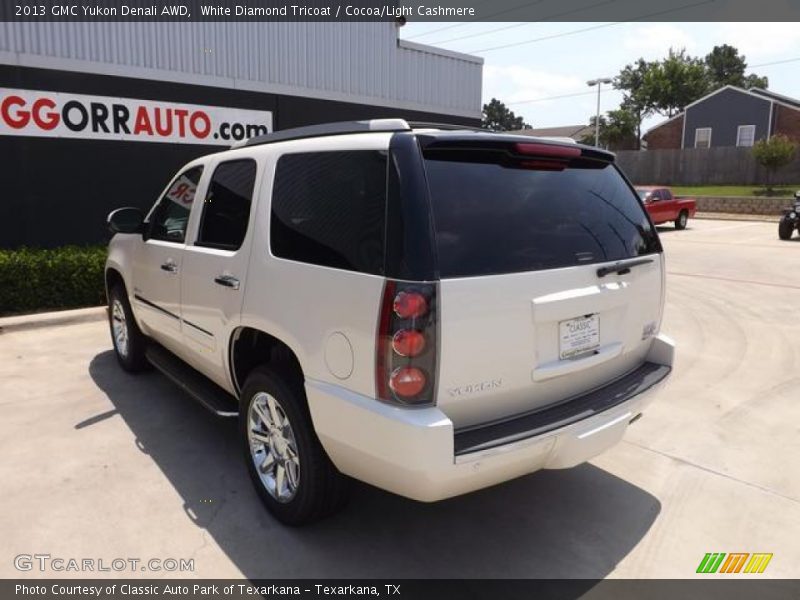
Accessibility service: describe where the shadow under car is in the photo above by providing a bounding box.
[88,349,661,579]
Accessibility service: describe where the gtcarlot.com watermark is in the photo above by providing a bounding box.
[14,553,194,573]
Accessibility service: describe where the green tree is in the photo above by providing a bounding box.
[704,44,768,89]
[615,58,655,148]
[745,73,769,89]
[644,48,709,118]
[580,109,639,150]
[705,44,747,87]
[481,98,531,131]
[752,134,797,193]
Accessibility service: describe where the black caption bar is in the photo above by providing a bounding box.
[4,580,800,600]
[2,0,800,22]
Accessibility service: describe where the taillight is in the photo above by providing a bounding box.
[393,291,428,319]
[392,329,426,357]
[389,367,426,397]
[376,280,437,406]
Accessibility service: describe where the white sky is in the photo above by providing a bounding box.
[401,22,800,132]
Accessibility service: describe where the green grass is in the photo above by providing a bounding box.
[668,185,800,197]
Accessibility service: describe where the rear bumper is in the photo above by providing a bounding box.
[307,334,674,503]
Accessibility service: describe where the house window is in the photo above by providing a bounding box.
[694,128,712,148]
[737,125,756,147]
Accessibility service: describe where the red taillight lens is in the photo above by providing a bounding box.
[376,280,437,406]
[389,367,426,397]
[392,329,426,357]
[393,291,428,319]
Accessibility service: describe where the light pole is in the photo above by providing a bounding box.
[587,77,613,147]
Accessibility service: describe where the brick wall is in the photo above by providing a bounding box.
[695,196,790,215]
[774,105,800,143]
[644,115,684,150]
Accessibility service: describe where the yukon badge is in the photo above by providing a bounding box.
[448,379,502,397]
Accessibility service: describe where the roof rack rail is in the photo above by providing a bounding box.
[407,121,488,133]
[240,119,411,148]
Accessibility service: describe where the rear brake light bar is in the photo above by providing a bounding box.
[513,142,581,159]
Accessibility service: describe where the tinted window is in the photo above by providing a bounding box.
[271,151,387,275]
[424,158,661,278]
[147,166,203,243]
[196,159,257,250]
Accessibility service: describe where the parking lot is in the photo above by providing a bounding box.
[1,218,799,579]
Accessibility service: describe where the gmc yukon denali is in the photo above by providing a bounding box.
[105,119,674,525]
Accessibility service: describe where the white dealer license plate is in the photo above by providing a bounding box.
[559,314,600,360]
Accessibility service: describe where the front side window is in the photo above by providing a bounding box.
[270,151,387,275]
[147,166,203,243]
[196,159,257,250]
[694,127,712,148]
[737,125,756,147]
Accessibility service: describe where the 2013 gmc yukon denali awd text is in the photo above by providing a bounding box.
[104,119,674,525]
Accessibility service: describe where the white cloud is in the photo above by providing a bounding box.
[482,64,584,106]
[623,24,697,59]
[715,23,800,62]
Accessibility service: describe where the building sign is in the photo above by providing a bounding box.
[0,88,272,145]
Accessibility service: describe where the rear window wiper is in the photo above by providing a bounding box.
[596,258,654,278]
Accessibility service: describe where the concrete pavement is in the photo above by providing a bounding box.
[1,218,798,579]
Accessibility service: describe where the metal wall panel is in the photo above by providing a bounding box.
[0,22,482,117]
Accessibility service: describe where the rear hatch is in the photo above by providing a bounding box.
[420,136,664,429]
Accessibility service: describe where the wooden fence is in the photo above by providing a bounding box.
[615,147,800,185]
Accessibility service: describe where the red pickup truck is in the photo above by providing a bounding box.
[636,186,697,230]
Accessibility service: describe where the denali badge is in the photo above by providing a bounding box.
[447,379,502,397]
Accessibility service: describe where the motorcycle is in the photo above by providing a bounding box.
[778,190,800,240]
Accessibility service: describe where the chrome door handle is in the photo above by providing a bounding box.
[214,275,240,290]
[160,261,178,273]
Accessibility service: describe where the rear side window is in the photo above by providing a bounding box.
[270,151,387,275]
[196,159,257,250]
[424,156,660,278]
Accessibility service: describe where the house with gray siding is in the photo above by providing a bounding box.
[643,85,800,150]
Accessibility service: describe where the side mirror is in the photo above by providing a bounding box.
[107,207,144,234]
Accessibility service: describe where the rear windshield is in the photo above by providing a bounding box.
[423,157,661,278]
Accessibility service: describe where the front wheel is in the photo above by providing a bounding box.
[240,366,349,525]
[675,210,689,230]
[778,218,794,240]
[108,285,149,372]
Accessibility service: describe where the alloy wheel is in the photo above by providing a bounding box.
[247,392,300,503]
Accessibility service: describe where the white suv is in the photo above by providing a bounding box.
[105,119,674,525]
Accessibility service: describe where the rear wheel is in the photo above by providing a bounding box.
[675,210,689,230]
[778,218,794,240]
[108,285,149,372]
[240,366,349,525]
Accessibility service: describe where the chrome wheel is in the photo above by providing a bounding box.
[111,299,129,358]
[248,392,300,503]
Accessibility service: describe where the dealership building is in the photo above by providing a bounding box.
[0,21,483,247]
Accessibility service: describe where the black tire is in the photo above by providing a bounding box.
[778,218,794,240]
[108,284,150,372]
[240,365,349,525]
[675,210,689,230]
